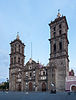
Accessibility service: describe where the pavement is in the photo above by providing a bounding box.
[0,91,76,100]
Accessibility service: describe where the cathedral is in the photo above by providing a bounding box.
[9,12,69,92]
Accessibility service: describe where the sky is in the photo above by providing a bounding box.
[0,0,76,83]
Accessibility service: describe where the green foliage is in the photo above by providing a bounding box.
[0,81,9,90]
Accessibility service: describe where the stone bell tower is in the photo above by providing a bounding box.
[9,34,25,91]
[48,12,69,91]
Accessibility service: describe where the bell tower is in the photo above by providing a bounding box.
[9,34,25,91]
[48,12,69,91]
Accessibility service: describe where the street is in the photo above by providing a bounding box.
[0,91,76,100]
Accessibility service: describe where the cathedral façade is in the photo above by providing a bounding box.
[9,12,69,92]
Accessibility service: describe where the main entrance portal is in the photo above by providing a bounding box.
[29,82,33,91]
[71,85,76,92]
[42,82,46,91]
[18,83,21,91]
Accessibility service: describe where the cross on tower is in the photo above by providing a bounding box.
[58,9,60,13]
[57,9,61,17]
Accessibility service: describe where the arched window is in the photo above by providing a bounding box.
[18,57,20,63]
[14,57,16,64]
[59,42,62,50]
[53,32,56,37]
[59,24,61,28]
[11,58,13,64]
[53,27,56,31]
[30,73,32,77]
[59,30,62,35]
[22,59,24,66]
[54,43,56,52]
[43,71,45,75]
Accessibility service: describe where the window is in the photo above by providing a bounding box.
[59,42,62,50]
[11,58,13,64]
[54,44,56,52]
[53,27,56,31]
[11,48,13,53]
[59,30,62,35]
[18,57,20,63]
[59,24,61,28]
[43,71,45,75]
[29,66,32,70]
[14,57,16,64]
[30,73,32,77]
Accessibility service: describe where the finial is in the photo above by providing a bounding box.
[29,58,32,63]
[58,9,60,13]
[57,9,61,18]
[16,32,19,40]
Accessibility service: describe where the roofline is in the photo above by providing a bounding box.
[10,39,25,46]
[49,16,69,29]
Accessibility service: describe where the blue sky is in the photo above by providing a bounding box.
[0,0,76,83]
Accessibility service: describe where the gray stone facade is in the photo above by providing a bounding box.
[21,59,47,91]
[9,35,25,91]
[9,13,69,92]
[48,13,69,91]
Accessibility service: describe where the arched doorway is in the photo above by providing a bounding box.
[71,85,76,92]
[18,83,21,91]
[42,82,46,91]
[29,82,33,91]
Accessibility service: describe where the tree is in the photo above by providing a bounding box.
[0,78,9,91]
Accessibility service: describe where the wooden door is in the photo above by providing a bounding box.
[71,86,76,92]
[29,82,33,91]
[42,82,46,91]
